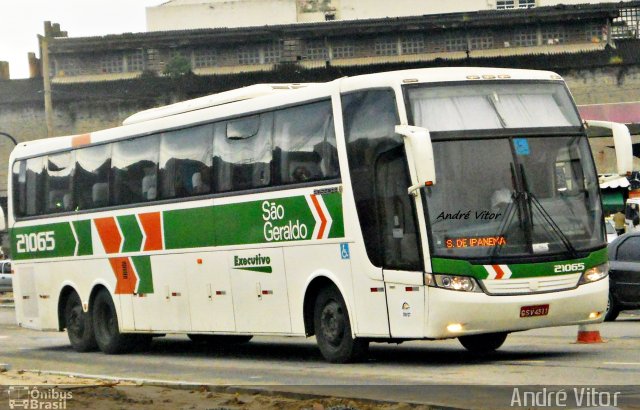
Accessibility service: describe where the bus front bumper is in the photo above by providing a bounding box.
[425,278,608,339]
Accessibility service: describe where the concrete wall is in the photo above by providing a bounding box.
[146,0,636,30]
[146,0,297,31]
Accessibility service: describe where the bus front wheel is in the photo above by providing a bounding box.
[64,291,98,352]
[92,289,151,354]
[313,286,369,363]
[458,332,508,353]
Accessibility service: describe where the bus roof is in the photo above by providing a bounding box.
[122,83,314,125]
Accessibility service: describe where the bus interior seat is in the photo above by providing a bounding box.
[283,151,322,183]
[92,182,108,207]
[191,172,210,194]
[141,175,157,200]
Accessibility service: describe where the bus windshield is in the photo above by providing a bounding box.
[405,82,603,260]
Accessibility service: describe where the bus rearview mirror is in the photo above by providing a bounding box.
[585,120,633,176]
[395,125,436,195]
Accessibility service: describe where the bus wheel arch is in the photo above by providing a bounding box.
[303,276,338,336]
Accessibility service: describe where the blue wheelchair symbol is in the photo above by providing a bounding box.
[340,243,350,260]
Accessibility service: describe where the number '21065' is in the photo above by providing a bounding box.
[16,231,56,253]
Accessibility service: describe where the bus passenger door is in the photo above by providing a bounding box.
[376,147,427,338]
[229,248,291,334]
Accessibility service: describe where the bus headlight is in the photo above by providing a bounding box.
[579,263,609,285]
[425,273,482,292]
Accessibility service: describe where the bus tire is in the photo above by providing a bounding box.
[313,286,369,363]
[92,289,148,354]
[64,291,98,352]
[604,291,620,322]
[458,332,508,353]
[187,334,253,344]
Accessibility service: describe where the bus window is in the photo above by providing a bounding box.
[342,89,402,267]
[213,113,273,192]
[23,157,46,216]
[74,144,111,210]
[273,100,339,185]
[159,125,213,199]
[45,152,74,213]
[111,136,160,205]
[12,161,27,217]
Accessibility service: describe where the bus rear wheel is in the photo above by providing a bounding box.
[64,291,98,352]
[187,334,253,344]
[313,286,369,363]
[458,332,508,353]
[92,289,151,354]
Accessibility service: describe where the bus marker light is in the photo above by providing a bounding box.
[589,312,601,319]
[261,290,273,295]
[216,290,226,296]
[447,323,463,333]
[405,286,419,292]
[370,287,384,293]
[197,258,203,264]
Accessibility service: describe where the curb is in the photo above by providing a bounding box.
[23,369,466,410]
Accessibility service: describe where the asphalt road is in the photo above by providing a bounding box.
[1,305,639,409]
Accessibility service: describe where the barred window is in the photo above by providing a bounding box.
[401,36,426,54]
[541,27,567,45]
[469,32,494,50]
[519,0,535,8]
[512,29,538,47]
[126,50,145,72]
[194,48,217,68]
[332,42,355,59]
[375,38,398,56]
[444,35,467,52]
[497,0,515,9]
[305,40,328,60]
[264,43,282,64]
[585,24,604,42]
[238,47,261,65]
[55,56,83,76]
[100,53,124,74]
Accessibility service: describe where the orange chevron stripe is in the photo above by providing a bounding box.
[310,195,327,239]
[109,257,137,294]
[94,217,122,254]
[139,212,163,251]
[493,264,505,280]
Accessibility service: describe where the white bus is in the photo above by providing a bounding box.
[8,68,632,363]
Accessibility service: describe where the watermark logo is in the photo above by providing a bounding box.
[4,386,72,409]
[511,387,620,407]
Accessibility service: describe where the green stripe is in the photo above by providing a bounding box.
[233,266,273,273]
[431,248,608,280]
[132,256,154,294]
[117,215,143,253]
[11,192,346,259]
[72,220,93,256]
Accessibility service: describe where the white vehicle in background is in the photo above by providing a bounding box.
[625,197,640,233]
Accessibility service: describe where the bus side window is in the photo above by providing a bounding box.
[213,113,273,192]
[111,136,159,205]
[342,89,405,268]
[159,125,213,199]
[74,144,111,210]
[273,100,339,185]
[45,152,74,213]
[12,160,27,217]
[23,157,46,216]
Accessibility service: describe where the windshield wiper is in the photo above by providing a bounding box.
[520,164,578,259]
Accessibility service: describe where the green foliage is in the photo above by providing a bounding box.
[162,55,193,79]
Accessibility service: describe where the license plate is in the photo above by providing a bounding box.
[520,304,549,318]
